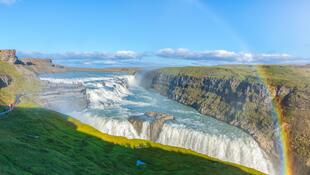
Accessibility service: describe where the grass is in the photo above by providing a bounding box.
[159,65,258,82]
[257,65,310,88]
[0,62,40,106]
[158,65,310,87]
[0,101,263,175]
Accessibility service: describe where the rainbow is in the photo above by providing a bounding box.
[256,65,293,175]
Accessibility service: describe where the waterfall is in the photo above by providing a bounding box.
[40,73,275,174]
[157,124,272,174]
[70,112,273,174]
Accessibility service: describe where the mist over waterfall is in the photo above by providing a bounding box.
[40,72,275,174]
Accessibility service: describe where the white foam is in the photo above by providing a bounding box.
[70,112,273,174]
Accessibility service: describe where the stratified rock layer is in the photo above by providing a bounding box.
[129,112,173,141]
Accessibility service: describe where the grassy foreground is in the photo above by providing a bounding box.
[0,61,263,175]
[0,103,263,175]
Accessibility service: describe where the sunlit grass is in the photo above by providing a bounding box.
[67,116,264,175]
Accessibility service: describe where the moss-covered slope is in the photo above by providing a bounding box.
[0,105,262,175]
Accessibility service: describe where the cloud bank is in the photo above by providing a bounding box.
[18,48,309,67]
[156,48,296,63]
[19,50,146,68]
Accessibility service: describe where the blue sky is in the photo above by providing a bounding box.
[0,0,309,67]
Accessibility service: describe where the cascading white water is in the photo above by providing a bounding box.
[70,112,273,174]
[40,72,274,174]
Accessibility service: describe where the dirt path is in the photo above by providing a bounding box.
[0,94,23,116]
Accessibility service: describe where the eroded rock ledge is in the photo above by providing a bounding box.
[129,112,174,141]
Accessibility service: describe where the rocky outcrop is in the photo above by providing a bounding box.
[20,58,67,74]
[129,112,174,141]
[0,74,12,88]
[0,49,18,64]
[142,68,310,174]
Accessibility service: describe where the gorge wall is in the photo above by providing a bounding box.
[142,66,310,175]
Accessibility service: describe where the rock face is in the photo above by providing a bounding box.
[142,68,310,175]
[129,112,174,141]
[0,49,18,64]
[20,58,67,74]
[0,75,12,88]
[143,71,277,152]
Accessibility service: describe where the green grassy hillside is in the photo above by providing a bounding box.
[0,62,40,106]
[0,105,262,175]
[159,65,310,87]
[0,62,262,175]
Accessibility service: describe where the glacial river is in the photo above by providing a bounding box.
[40,71,274,174]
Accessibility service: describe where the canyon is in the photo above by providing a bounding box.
[1,49,310,174]
[142,66,310,175]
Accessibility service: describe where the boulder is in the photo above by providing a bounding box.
[129,112,173,141]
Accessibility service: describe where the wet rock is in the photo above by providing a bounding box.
[129,112,173,141]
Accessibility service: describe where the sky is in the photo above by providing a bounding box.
[0,0,310,67]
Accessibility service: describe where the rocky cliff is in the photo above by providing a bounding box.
[142,65,310,175]
[0,49,18,64]
[0,74,12,88]
[19,58,68,74]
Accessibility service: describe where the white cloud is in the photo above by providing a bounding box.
[0,0,16,5]
[18,49,308,66]
[19,50,144,60]
[156,48,296,63]
[113,50,141,59]
[83,60,118,65]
